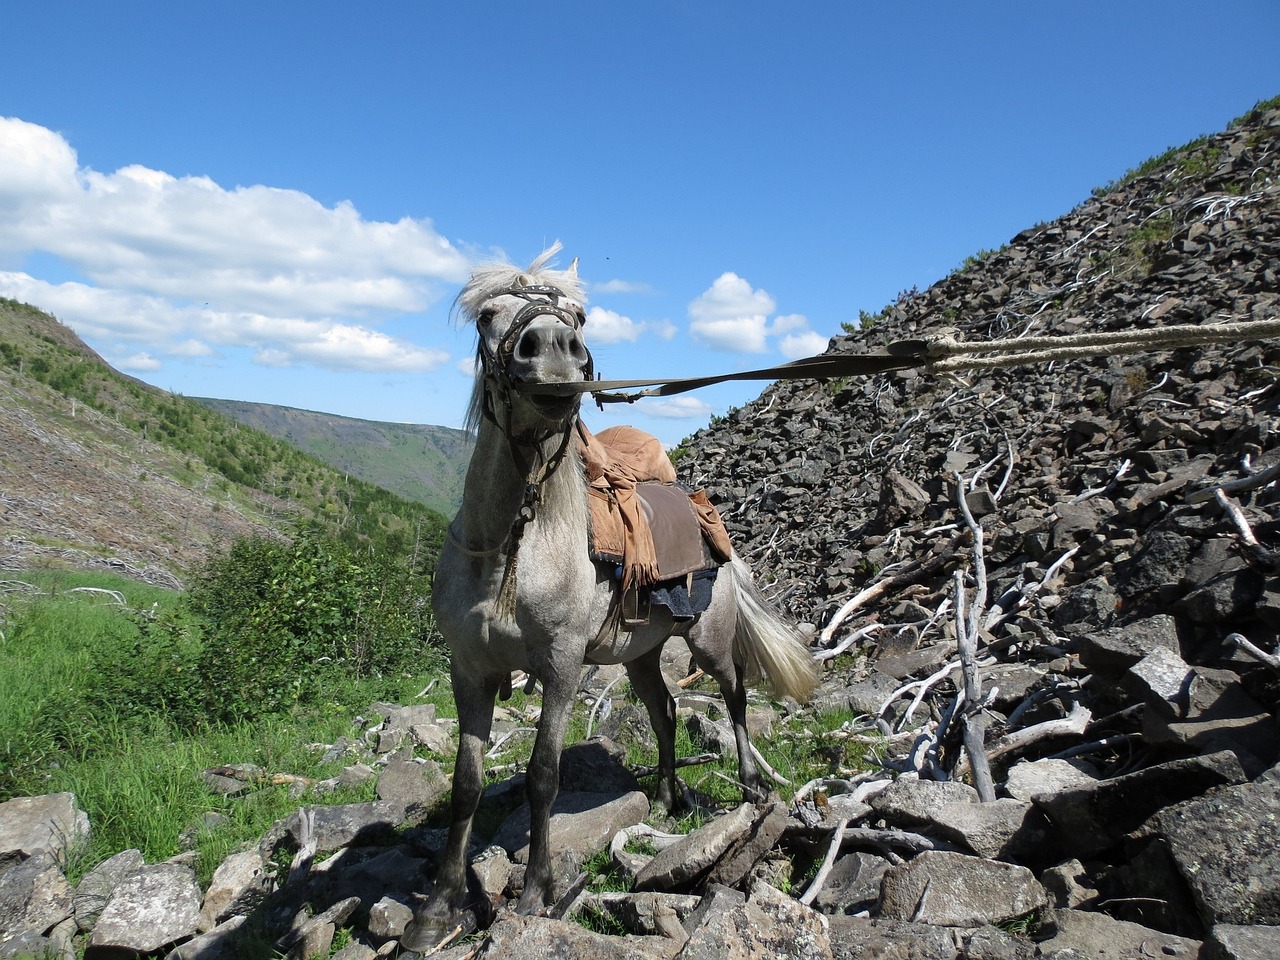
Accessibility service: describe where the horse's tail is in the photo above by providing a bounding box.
[727,555,819,703]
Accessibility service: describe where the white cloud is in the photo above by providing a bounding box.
[688,272,776,353]
[586,306,641,344]
[0,271,452,374]
[170,338,215,358]
[778,329,830,359]
[0,118,470,375]
[593,278,656,295]
[116,351,162,372]
[643,395,714,419]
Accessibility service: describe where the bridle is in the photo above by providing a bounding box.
[467,281,594,618]
[475,282,593,447]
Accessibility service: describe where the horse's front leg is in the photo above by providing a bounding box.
[516,665,578,914]
[403,668,499,950]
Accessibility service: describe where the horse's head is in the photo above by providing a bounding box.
[459,244,592,442]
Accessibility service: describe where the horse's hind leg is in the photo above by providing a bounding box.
[625,646,679,812]
[404,668,499,949]
[686,589,765,804]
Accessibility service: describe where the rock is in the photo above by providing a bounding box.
[878,851,1047,926]
[1004,758,1099,800]
[0,853,73,939]
[0,795,90,875]
[1034,750,1247,857]
[259,800,409,861]
[87,863,202,956]
[1202,923,1280,960]
[1034,907,1200,958]
[633,803,756,892]
[826,915,963,960]
[559,739,642,795]
[868,778,978,826]
[480,912,678,959]
[374,755,448,808]
[366,896,412,940]
[168,914,247,960]
[1148,772,1280,926]
[575,893,702,938]
[928,797,1054,862]
[73,850,144,932]
[807,851,889,915]
[198,850,271,932]
[679,883,833,960]
[494,790,650,870]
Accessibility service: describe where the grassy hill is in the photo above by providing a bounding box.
[0,297,447,585]
[193,398,470,518]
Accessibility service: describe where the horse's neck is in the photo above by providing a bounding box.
[456,418,586,552]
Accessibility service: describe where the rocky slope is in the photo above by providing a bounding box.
[0,300,446,585]
[3,99,1280,959]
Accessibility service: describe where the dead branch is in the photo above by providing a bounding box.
[957,702,1094,777]
[1226,632,1280,672]
[818,533,965,647]
[954,475,996,802]
[1187,458,1280,504]
[799,818,849,906]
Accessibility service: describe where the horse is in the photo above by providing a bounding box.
[404,243,818,945]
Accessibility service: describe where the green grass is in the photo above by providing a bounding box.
[1,569,448,886]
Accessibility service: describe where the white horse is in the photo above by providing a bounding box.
[405,244,817,944]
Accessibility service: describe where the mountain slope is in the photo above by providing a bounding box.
[678,95,1280,636]
[193,398,470,518]
[0,299,447,585]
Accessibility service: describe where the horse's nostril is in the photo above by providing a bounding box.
[515,329,543,360]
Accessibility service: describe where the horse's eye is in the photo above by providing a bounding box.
[478,308,496,328]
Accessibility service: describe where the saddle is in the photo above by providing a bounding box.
[576,423,731,616]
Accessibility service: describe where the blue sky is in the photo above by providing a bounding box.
[1,3,1277,448]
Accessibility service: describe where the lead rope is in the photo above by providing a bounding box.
[494,420,577,622]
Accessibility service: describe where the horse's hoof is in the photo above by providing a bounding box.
[400,908,476,953]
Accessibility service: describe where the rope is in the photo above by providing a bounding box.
[522,316,1280,404]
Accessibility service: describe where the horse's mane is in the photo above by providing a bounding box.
[453,241,587,323]
[459,241,587,434]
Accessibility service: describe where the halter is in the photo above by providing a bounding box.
[470,281,593,619]
[476,282,592,444]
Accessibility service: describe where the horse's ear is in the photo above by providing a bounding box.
[567,258,579,278]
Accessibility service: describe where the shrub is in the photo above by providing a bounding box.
[187,531,437,722]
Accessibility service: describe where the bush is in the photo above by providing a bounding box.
[187,531,438,722]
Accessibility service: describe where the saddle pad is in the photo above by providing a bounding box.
[588,481,716,580]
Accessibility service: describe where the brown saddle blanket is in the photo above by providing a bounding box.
[576,423,732,590]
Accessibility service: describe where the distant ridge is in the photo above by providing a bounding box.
[193,398,471,518]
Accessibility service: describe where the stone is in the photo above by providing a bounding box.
[868,778,978,826]
[0,795,90,875]
[198,850,270,932]
[0,853,73,939]
[366,896,412,939]
[807,851,889,915]
[1034,750,1247,857]
[634,803,757,892]
[1149,773,1280,926]
[1075,614,1181,676]
[259,800,409,860]
[73,849,144,932]
[1004,758,1099,800]
[1202,924,1280,960]
[168,914,247,960]
[480,912,678,959]
[375,756,448,808]
[1034,907,1200,959]
[87,863,202,955]
[705,802,789,887]
[878,851,1046,926]
[929,798,1054,862]
[679,883,833,960]
[494,790,650,869]
[826,915,961,960]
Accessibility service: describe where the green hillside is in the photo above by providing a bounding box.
[193,398,470,518]
[0,297,447,582]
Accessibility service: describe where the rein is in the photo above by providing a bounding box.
[518,316,1280,406]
